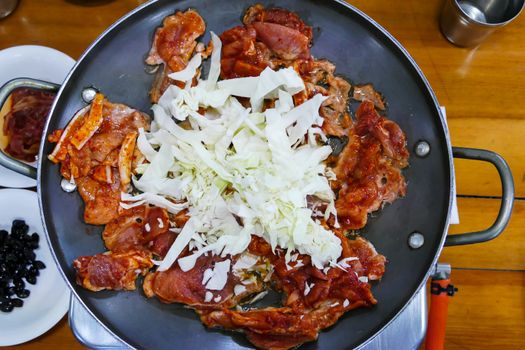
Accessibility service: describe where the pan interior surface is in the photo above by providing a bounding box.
[39,0,451,348]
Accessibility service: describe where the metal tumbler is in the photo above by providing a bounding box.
[440,0,525,47]
[0,0,19,19]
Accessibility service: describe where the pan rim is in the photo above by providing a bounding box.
[36,0,454,349]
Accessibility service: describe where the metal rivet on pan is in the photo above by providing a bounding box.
[408,232,425,249]
[60,178,77,193]
[414,141,430,157]
[81,87,98,103]
[144,65,159,74]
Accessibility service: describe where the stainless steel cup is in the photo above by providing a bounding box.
[0,0,19,19]
[440,0,525,47]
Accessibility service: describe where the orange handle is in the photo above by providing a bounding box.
[425,279,452,350]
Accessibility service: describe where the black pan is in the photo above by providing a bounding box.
[0,0,514,349]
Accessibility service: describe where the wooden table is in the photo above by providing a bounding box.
[2,0,524,349]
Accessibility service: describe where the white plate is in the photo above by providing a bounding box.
[0,45,75,188]
[0,189,70,346]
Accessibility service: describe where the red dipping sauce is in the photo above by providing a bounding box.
[2,88,55,162]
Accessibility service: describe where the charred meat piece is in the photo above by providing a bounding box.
[48,95,148,225]
[73,250,153,291]
[146,9,205,102]
[334,101,409,229]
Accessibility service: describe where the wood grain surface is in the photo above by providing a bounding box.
[1,0,524,349]
[443,198,525,271]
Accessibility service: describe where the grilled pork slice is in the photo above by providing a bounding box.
[353,83,386,110]
[76,174,122,225]
[72,205,177,292]
[251,22,310,61]
[143,252,268,309]
[295,59,352,137]
[220,5,313,79]
[243,4,313,43]
[334,100,409,230]
[102,205,170,254]
[74,250,153,291]
[198,236,385,350]
[146,9,205,102]
[48,94,148,225]
[220,25,271,79]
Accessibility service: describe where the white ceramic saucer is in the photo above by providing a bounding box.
[0,189,70,346]
[0,45,75,188]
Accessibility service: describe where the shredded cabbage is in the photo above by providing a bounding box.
[168,53,202,83]
[130,34,342,274]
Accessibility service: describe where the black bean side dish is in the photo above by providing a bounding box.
[0,220,46,312]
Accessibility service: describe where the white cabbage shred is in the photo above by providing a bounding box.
[127,33,342,274]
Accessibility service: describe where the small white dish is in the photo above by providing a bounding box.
[0,189,70,346]
[0,45,75,188]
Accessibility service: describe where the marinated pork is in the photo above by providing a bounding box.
[48,94,148,225]
[146,9,205,102]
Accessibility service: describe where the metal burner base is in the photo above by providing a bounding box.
[69,286,427,350]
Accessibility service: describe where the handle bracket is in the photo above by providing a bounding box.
[445,147,514,246]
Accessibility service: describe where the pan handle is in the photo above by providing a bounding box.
[445,147,514,246]
[0,78,60,180]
